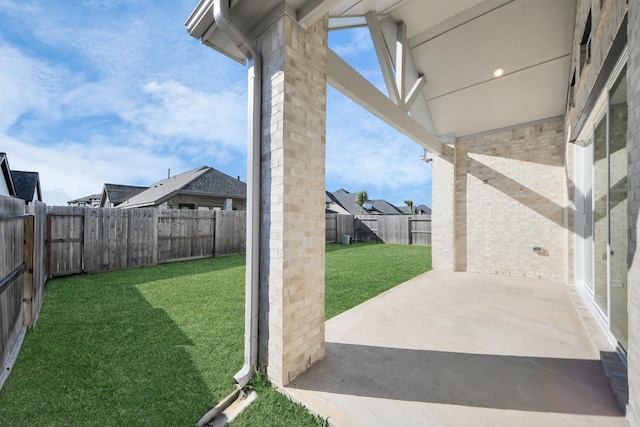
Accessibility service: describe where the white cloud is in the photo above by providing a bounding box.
[331,28,372,58]
[326,90,432,205]
[0,44,62,131]
[1,133,186,206]
[124,80,247,150]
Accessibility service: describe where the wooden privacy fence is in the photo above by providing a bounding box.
[0,197,47,383]
[325,213,431,245]
[49,207,246,276]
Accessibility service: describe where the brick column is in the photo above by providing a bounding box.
[256,14,328,386]
[431,140,456,271]
[626,1,640,424]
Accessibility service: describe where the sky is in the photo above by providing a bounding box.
[0,0,432,208]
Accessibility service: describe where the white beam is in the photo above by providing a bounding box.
[327,49,443,154]
[404,76,426,112]
[365,11,400,105]
[396,21,407,105]
[380,17,437,135]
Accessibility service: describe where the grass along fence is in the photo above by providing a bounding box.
[0,243,432,426]
[1,199,429,391]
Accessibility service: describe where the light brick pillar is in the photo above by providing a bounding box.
[431,140,456,271]
[256,14,328,386]
[626,1,640,424]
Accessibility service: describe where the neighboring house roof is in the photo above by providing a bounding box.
[397,204,431,215]
[0,153,16,196]
[325,191,350,214]
[101,183,148,207]
[331,189,365,214]
[328,189,404,215]
[397,206,411,215]
[68,194,101,205]
[369,200,404,215]
[415,204,431,215]
[118,166,247,209]
[11,171,42,202]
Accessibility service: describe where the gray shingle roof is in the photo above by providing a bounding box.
[118,166,246,209]
[102,184,148,206]
[11,171,41,202]
[182,167,246,197]
[369,199,404,215]
[330,189,364,214]
[415,204,431,215]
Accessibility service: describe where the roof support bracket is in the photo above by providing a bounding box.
[327,49,443,154]
[395,21,407,107]
[365,11,400,105]
[379,16,437,135]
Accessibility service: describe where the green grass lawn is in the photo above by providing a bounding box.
[0,243,430,426]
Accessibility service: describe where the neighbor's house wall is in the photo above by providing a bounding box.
[0,178,9,196]
[453,119,567,281]
[165,194,246,211]
[626,0,640,425]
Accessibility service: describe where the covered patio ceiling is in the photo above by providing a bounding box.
[186,0,576,152]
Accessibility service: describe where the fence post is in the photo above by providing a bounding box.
[45,214,52,278]
[408,217,413,245]
[22,215,34,327]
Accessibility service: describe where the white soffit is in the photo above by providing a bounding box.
[409,0,574,100]
[428,57,571,137]
[188,0,576,140]
[319,0,575,138]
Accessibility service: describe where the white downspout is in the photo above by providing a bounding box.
[196,3,260,425]
[213,0,261,388]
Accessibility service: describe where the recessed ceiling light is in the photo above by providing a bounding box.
[493,68,505,78]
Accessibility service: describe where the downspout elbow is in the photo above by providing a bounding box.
[213,0,259,62]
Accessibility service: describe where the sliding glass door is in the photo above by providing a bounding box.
[578,62,628,351]
[608,67,628,350]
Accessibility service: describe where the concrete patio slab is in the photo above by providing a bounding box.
[284,270,629,426]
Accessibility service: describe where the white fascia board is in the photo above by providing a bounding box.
[327,49,443,154]
[185,0,214,39]
[380,17,437,135]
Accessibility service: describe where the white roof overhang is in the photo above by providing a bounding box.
[186,0,576,151]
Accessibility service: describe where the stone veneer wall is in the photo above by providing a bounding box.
[626,0,639,423]
[454,119,567,280]
[256,14,328,386]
